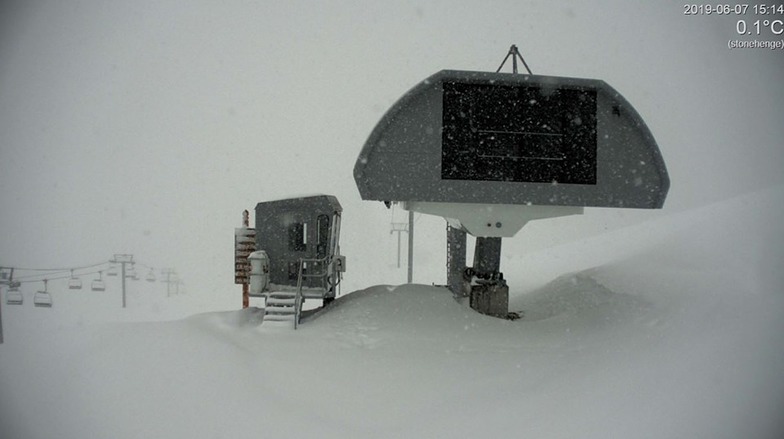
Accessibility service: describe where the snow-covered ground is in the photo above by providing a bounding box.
[1,1,782,438]
[2,185,782,438]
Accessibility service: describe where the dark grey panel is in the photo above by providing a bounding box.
[442,82,597,185]
[354,70,669,209]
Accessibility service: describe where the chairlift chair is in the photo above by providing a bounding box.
[68,270,82,289]
[124,263,137,280]
[91,279,106,292]
[34,290,53,308]
[91,271,106,292]
[126,268,139,280]
[107,265,118,276]
[5,287,23,305]
[146,269,156,282]
[33,280,52,308]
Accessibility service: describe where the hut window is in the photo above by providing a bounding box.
[288,222,307,251]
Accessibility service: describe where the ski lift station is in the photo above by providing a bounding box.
[242,196,346,328]
[242,49,669,326]
[354,68,669,317]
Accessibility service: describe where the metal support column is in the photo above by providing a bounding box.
[446,224,467,296]
[390,223,408,268]
[473,237,502,274]
[161,269,177,297]
[407,210,414,283]
[110,254,134,308]
[469,237,508,317]
[121,263,126,308]
[0,291,4,344]
[242,210,250,308]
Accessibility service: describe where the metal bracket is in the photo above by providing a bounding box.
[495,44,533,74]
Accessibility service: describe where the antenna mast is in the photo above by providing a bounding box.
[495,44,533,74]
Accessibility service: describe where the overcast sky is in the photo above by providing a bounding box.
[1,0,782,308]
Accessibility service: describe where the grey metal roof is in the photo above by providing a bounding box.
[255,195,342,215]
[354,70,669,209]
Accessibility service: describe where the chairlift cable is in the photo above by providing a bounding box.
[132,261,157,271]
[14,267,111,283]
[10,260,112,281]
[7,261,111,272]
[4,259,172,286]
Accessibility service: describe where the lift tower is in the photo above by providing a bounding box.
[354,46,669,317]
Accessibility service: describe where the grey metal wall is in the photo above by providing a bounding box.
[254,195,342,288]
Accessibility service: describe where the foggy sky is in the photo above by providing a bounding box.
[1,0,782,308]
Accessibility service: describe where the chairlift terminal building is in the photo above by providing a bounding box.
[354,69,670,316]
[254,195,343,291]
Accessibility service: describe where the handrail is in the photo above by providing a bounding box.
[294,260,304,330]
[294,256,330,330]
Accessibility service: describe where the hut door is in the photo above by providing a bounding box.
[316,214,330,259]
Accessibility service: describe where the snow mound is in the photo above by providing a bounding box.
[302,284,507,349]
[185,307,266,330]
[307,284,471,330]
[512,271,651,322]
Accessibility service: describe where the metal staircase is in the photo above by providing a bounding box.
[262,291,300,326]
[263,255,339,329]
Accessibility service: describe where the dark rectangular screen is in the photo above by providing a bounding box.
[442,81,597,184]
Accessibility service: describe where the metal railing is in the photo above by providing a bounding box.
[294,256,331,330]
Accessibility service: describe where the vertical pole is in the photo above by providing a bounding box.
[407,210,414,283]
[0,288,4,344]
[0,267,6,344]
[512,45,518,74]
[162,269,172,297]
[473,237,503,274]
[447,224,467,296]
[121,262,127,308]
[390,224,408,270]
[242,210,250,309]
[396,230,402,268]
[111,254,133,308]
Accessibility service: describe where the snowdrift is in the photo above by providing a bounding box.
[2,187,783,438]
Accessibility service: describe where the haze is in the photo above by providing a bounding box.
[1,0,782,305]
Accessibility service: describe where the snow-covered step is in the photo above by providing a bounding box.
[266,297,296,306]
[262,290,301,329]
[265,308,295,316]
[267,291,297,297]
[264,313,295,322]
